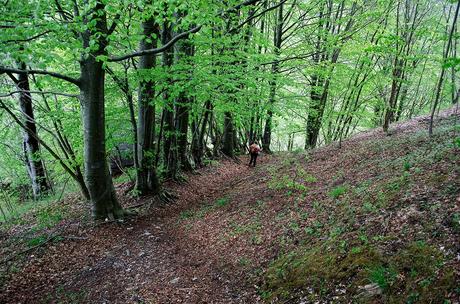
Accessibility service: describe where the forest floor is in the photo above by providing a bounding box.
[1,108,460,304]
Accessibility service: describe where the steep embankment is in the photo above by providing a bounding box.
[175,108,460,303]
[1,108,459,303]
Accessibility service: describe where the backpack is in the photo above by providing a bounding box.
[250,144,260,154]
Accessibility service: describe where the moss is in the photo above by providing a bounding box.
[262,242,458,303]
[385,242,456,303]
[262,245,382,301]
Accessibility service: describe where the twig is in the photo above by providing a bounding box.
[1,233,59,264]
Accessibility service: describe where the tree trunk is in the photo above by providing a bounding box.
[80,1,123,220]
[262,3,283,153]
[222,111,235,157]
[135,17,161,195]
[14,61,50,199]
[305,73,326,149]
[191,100,212,167]
[383,58,403,132]
[175,36,194,171]
[162,22,178,178]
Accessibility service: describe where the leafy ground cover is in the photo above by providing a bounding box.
[0,109,459,303]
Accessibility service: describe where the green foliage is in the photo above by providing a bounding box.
[179,196,230,221]
[229,219,262,237]
[36,207,63,229]
[449,213,460,233]
[268,164,315,194]
[44,285,87,304]
[367,265,397,290]
[215,197,229,207]
[329,185,347,199]
[27,235,47,247]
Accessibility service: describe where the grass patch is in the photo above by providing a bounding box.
[367,265,397,290]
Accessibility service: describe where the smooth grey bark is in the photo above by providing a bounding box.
[135,17,161,195]
[79,0,123,219]
[11,62,50,199]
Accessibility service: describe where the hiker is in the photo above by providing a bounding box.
[248,141,262,167]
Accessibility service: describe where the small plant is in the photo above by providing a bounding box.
[27,235,47,247]
[180,209,194,220]
[268,168,315,194]
[368,265,397,290]
[329,185,347,199]
[215,197,229,207]
[403,160,412,171]
[448,213,460,233]
[362,201,377,213]
[203,159,219,166]
[36,208,63,228]
[238,257,252,266]
[251,234,264,245]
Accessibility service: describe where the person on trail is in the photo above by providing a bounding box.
[248,141,262,167]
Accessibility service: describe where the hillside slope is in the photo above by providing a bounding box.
[1,108,459,303]
[179,108,460,303]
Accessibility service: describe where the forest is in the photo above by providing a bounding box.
[0,0,459,303]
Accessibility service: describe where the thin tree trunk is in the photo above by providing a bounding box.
[222,111,235,157]
[429,0,459,135]
[11,61,50,199]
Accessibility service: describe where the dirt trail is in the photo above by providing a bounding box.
[1,157,267,304]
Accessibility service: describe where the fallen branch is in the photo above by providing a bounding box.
[1,233,59,265]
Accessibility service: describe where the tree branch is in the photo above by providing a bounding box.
[108,0,262,62]
[230,0,262,12]
[3,30,52,44]
[0,90,79,98]
[109,25,202,62]
[107,13,121,36]
[230,0,288,33]
[0,67,81,87]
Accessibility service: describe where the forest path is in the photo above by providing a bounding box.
[1,155,269,303]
